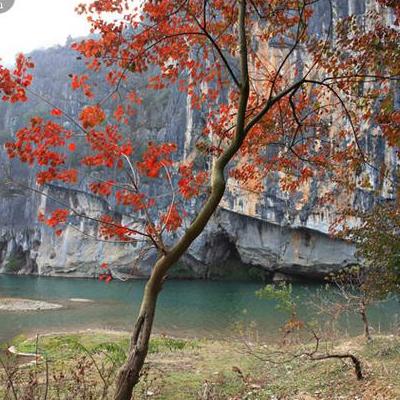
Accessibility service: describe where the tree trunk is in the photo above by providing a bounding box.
[113,272,162,400]
[112,2,256,398]
[359,301,371,341]
[311,353,364,380]
[349,354,364,381]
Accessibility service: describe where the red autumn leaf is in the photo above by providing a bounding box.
[46,209,69,228]
[113,104,125,121]
[99,273,112,283]
[89,181,114,197]
[121,143,133,156]
[51,108,63,117]
[80,105,106,129]
[99,215,135,242]
[161,205,182,232]
[71,74,93,97]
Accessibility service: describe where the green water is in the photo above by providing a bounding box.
[0,275,399,343]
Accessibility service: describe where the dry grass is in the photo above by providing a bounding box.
[1,331,399,399]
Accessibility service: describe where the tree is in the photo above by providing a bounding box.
[322,266,383,341]
[251,283,365,381]
[1,1,399,398]
[330,202,400,342]
[256,283,304,344]
[342,203,400,297]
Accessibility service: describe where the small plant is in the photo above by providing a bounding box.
[1,334,127,400]
[4,254,26,273]
[257,283,304,343]
[148,336,198,353]
[256,283,297,315]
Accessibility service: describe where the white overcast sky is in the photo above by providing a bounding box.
[0,0,91,66]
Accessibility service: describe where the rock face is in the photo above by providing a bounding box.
[184,208,355,280]
[0,185,155,279]
[0,0,394,281]
[0,183,41,275]
[0,195,356,280]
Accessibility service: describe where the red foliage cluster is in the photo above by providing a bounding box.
[99,262,113,283]
[178,163,208,199]
[71,74,93,98]
[0,54,33,103]
[82,124,132,168]
[46,209,70,227]
[80,104,106,129]
[99,273,113,283]
[38,209,70,236]
[115,191,154,211]
[5,117,78,185]
[50,108,63,117]
[137,142,177,178]
[161,205,182,232]
[99,215,136,241]
[89,180,115,196]
[229,164,264,191]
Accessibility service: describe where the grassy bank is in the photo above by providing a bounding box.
[1,330,400,399]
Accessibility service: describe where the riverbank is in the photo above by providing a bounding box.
[1,330,399,399]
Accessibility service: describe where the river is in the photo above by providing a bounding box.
[0,275,398,343]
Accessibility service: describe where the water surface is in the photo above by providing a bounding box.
[0,275,398,343]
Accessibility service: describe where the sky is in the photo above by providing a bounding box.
[0,0,91,66]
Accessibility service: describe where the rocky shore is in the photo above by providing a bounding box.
[0,297,63,311]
